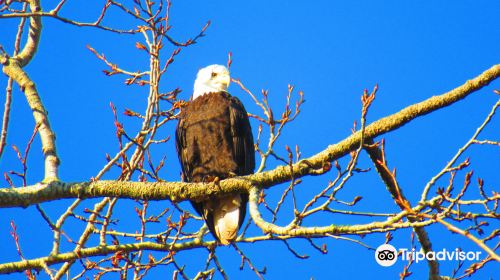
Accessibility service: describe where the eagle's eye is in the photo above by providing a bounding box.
[211,72,217,78]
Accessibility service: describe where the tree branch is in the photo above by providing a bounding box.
[364,139,441,280]
[247,186,441,236]
[0,240,208,275]
[0,64,498,208]
[13,0,42,67]
[1,0,60,181]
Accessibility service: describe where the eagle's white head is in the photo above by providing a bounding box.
[193,64,230,100]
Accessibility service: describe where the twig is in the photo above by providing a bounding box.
[421,99,500,202]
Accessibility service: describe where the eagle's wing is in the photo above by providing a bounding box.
[176,113,206,216]
[228,95,255,229]
[175,114,194,183]
[229,96,255,176]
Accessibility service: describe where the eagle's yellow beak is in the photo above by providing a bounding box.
[220,73,230,89]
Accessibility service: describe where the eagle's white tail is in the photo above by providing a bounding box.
[213,195,241,245]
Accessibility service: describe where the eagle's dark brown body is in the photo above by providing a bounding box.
[175,91,255,243]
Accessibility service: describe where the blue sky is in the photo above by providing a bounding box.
[0,0,499,279]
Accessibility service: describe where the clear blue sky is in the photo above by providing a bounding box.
[0,1,499,279]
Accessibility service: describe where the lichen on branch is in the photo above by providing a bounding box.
[0,64,498,208]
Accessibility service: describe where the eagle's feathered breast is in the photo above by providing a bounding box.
[176,91,255,244]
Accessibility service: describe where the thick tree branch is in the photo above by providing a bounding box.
[1,59,60,181]
[0,64,498,208]
[1,0,60,181]
[13,0,41,67]
[364,140,440,280]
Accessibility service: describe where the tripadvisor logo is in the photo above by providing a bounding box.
[375,244,397,267]
[375,244,482,267]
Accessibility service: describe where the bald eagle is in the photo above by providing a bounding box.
[175,65,255,244]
